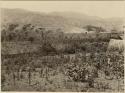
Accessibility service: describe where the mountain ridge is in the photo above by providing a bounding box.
[1,8,124,32]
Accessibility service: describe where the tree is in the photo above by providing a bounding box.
[8,24,18,31]
[39,42,56,55]
[28,37,34,43]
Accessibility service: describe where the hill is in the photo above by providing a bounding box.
[1,8,124,33]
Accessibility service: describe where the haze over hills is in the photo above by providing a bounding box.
[1,8,124,32]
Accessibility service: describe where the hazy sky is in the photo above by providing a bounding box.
[1,1,125,18]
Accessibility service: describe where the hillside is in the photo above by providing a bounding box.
[1,8,124,32]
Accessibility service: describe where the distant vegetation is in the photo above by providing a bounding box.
[1,23,110,55]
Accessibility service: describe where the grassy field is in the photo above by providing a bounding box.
[1,49,124,92]
[1,23,124,92]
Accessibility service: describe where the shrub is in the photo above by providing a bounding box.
[1,74,6,85]
[39,42,56,55]
[66,62,98,87]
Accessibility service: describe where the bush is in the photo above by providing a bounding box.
[28,37,34,43]
[66,62,98,87]
[39,42,56,55]
[1,74,6,86]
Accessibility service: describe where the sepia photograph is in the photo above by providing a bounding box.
[0,1,124,92]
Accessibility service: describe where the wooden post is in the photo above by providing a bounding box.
[107,57,110,65]
[17,68,20,80]
[12,72,16,86]
[45,67,48,81]
[40,68,43,78]
[28,67,31,85]
[117,76,120,91]
[118,79,119,91]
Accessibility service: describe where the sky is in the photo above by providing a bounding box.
[1,1,125,18]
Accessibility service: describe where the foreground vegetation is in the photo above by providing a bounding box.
[1,23,124,92]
